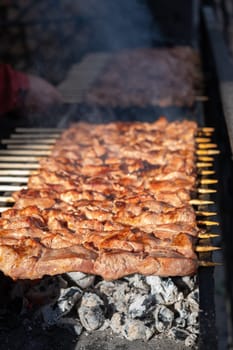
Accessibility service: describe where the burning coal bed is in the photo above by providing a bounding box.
[10,272,199,348]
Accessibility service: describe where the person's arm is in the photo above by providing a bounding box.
[0,63,63,116]
[0,64,29,115]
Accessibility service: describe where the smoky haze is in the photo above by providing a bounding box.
[19,0,161,126]
[75,0,158,51]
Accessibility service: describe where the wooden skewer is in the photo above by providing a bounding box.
[198,233,220,239]
[198,132,213,137]
[1,139,56,145]
[10,134,60,139]
[196,162,213,168]
[0,176,28,183]
[195,138,211,143]
[199,261,222,267]
[0,150,51,156]
[199,179,218,185]
[15,128,64,133]
[7,144,53,150]
[195,211,217,217]
[198,143,218,149]
[199,170,215,175]
[0,170,36,176]
[199,127,215,132]
[198,156,214,162]
[190,199,214,205]
[196,246,221,252]
[0,156,40,162]
[197,220,219,226]
[0,163,39,169]
[0,185,25,191]
[196,149,220,155]
[197,188,217,194]
[0,196,14,203]
[195,96,209,102]
[0,207,11,213]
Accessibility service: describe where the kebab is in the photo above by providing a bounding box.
[0,118,218,280]
[84,47,201,108]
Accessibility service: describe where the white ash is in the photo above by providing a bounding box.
[97,280,131,313]
[110,313,155,341]
[153,305,174,332]
[124,274,150,293]
[128,294,156,318]
[65,272,95,289]
[77,292,105,331]
[26,273,199,346]
[145,276,183,305]
[41,286,82,325]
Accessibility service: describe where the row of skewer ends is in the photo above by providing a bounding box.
[195,126,221,268]
[0,126,221,268]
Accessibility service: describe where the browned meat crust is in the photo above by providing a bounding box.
[84,47,201,108]
[0,117,199,280]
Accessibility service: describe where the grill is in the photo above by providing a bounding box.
[0,3,232,350]
[0,121,219,350]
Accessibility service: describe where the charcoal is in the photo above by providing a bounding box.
[182,275,197,291]
[13,273,199,346]
[168,327,190,341]
[97,280,131,313]
[185,333,198,347]
[110,313,155,341]
[145,276,182,305]
[153,305,174,332]
[65,272,95,289]
[78,292,105,331]
[123,274,150,293]
[57,317,83,336]
[41,286,82,325]
[128,294,156,318]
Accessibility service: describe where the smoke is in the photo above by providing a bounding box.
[76,0,157,51]
[9,0,162,126]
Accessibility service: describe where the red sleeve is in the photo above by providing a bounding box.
[0,64,29,115]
